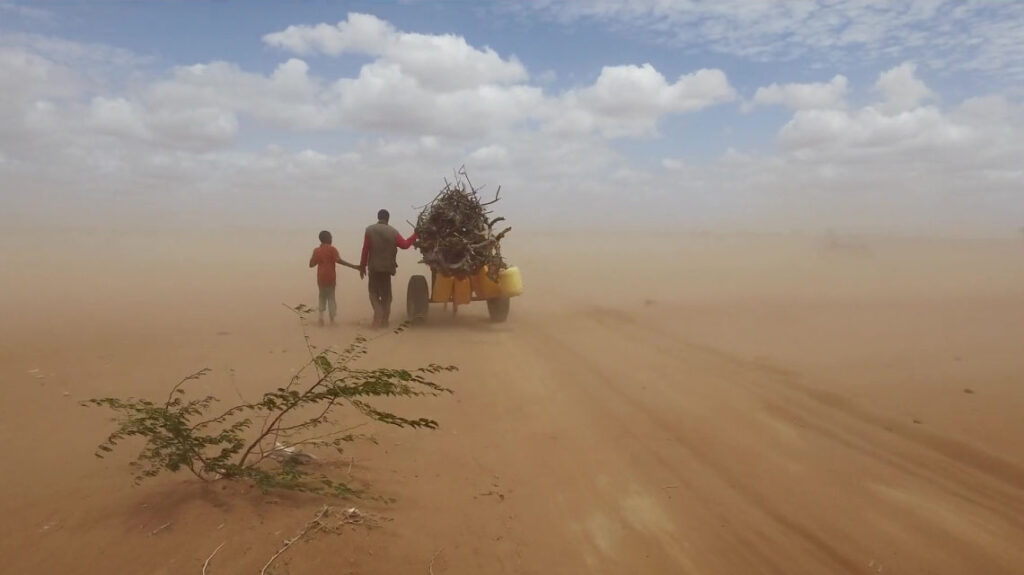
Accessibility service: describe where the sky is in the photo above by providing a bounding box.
[1,0,1023,235]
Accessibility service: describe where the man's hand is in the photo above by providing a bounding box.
[359,267,366,280]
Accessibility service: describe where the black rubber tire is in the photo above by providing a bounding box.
[486,297,510,322]
[407,275,429,322]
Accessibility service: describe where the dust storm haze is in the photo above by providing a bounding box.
[4,1,1024,574]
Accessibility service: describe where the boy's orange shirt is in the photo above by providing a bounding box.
[310,244,340,287]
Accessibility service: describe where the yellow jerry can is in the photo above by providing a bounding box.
[472,266,503,299]
[451,276,472,305]
[431,274,454,303]
[498,266,523,297]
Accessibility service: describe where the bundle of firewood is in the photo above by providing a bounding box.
[414,167,511,281]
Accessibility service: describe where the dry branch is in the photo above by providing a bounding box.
[429,547,444,575]
[260,505,330,575]
[415,166,510,281]
[202,542,225,575]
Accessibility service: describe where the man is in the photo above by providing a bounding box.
[359,209,417,328]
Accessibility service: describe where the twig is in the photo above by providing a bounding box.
[202,541,225,575]
[229,369,246,404]
[429,547,444,575]
[260,505,330,575]
[150,522,172,536]
[480,185,502,206]
[663,484,680,490]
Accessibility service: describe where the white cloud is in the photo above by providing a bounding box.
[515,0,1024,79]
[262,13,393,55]
[147,107,239,149]
[537,70,558,84]
[264,13,528,91]
[147,59,328,131]
[778,106,973,164]
[468,144,510,166]
[955,95,1012,126]
[555,65,735,137]
[83,94,238,151]
[0,1,52,21]
[143,19,544,139]
[87,97,148,139]
[0,45,77,104]
[747,75,847,112]
[661,158,684,170]
[3,20,1024,235]
[874,62,935,113]
[0,33,149,87]
[334,61,545,137]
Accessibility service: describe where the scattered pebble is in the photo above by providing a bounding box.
[963,388,975,394]
[912,418,923,425]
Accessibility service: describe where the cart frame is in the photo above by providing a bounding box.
[406,267,514,323]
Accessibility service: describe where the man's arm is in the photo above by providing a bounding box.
[359,233,370,278]
[309,249,318,268]
[395,231,417,250]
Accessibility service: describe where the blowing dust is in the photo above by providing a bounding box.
[2,225,1024,574]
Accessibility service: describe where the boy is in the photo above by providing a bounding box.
[309,230,360,326]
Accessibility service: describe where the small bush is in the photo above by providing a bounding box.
[83,304,455,497]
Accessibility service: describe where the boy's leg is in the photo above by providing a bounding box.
[317,286,328,326]
[327,286,337,323]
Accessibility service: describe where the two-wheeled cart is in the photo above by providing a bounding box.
[406,265,522,323]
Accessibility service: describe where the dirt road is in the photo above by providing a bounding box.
[2,230,1024,574]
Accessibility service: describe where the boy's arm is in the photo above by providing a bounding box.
[309,249,318,268]
[334,251,359,270]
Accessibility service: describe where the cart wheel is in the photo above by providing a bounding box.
[486,297,510,322]
[407,275,429,323]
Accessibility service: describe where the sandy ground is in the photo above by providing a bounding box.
[2,228,1024,574]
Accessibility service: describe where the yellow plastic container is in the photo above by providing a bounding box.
[452,276,472,305]
[431,274,454,303]
[498,266,523,297]
[471,266,503,299]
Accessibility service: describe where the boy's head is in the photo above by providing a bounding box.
[377,209,390,223]
[318,230,332,244]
